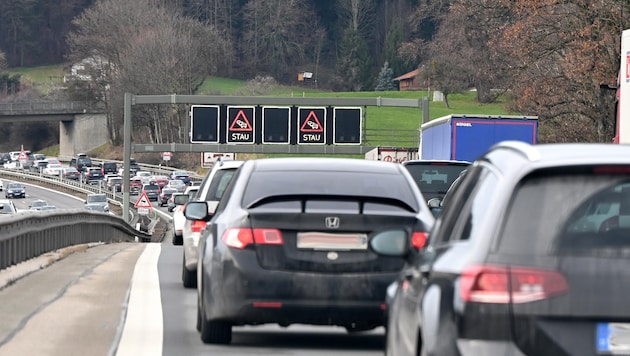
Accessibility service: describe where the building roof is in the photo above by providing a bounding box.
[393,69,420,81]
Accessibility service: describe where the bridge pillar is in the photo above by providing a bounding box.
[59,113,109,157]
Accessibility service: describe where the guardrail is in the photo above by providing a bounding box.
[0,210,149,270]
[0,168,153,271]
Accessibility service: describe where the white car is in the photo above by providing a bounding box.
[43,163,64,176]
[135,171,153,185]
[172,185,200,244]
[181,160,244,288]
[0,198,18,214]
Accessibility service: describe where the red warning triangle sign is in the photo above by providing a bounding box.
[18,150,28,161]
[134,191,153,208]
[300,111,323,132]
[229,110,253,131]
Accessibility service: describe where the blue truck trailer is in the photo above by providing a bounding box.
[419,114,538,161]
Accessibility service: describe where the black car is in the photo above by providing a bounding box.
[82,167,104,184]
[5,182,25,198]
[185,157,435,345]
[141,183,161,201]
[373,141,630,356]
[402,160,470,203]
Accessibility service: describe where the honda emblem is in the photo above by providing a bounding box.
[325,217,340,229]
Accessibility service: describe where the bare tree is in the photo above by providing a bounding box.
[67,0,230,144]
[241,0,321,81]
[493,0,629,142]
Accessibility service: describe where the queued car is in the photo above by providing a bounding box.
[151,175,170,189]
[82,167,104,184]
[170,170,192,185]
[5,182,25,198]
[129,177,143,195]
[43,163,64,176]
[170,185,200,248]
[0,178,3,191]
[62,167,81,180]
[402,159,470,203]
[100,161,118,176]
[106,176,124,193]
[179,160,244,286]
[165,179,187,193]
[69,153,92,173]
[374,141,630,356]
[141,183,161,201]
[84,193,109,212]
[135,171,153,185]
[158,187,178,207]
[0,199,18,214]
[185,157,435,344]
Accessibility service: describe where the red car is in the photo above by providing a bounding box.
[129,177,143,195]
[151,175,169,189]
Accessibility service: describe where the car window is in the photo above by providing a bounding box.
[201,169,238,201]
[404,163,470,195]
[431,164,487,246]
[498,169,630,257]
[242,170,419,211]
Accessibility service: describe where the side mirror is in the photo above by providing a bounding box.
[184,201,208,220]
[369,230,409,257]
[173,194,189,206]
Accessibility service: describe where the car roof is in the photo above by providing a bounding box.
[485,141,630,172]
[403,159,471,166]
[247,157,405,174]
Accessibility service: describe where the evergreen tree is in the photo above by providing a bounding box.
[335,27,373,91]
[374,61,395,91]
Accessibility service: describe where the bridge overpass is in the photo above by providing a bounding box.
[0,101,108,157]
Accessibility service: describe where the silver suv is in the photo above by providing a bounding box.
[180,160,244,288]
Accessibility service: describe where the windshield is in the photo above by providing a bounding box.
[87,195,107,203]
[404,162,469,198]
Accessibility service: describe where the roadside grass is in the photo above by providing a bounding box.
[8,64,65,84]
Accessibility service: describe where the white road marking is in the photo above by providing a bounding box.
[116,243,163,356]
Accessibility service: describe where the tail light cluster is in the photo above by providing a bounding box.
[460,265,568,304]
[411,232,428,249]
[191,220,207,233]
[222,228,283,249]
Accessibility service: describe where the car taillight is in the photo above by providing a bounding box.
[222,228,283,249]
[411,232,428,249]
[191,220,206,233]
[460,265,568,304]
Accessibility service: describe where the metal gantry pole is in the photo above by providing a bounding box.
[123,93,132,223]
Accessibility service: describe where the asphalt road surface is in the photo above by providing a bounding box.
[0,189,387,356]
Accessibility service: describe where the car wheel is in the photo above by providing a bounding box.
[182,253,197,288]
[199,308,231,344]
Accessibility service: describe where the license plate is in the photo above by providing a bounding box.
[597,323,630,354]
[296,232,367,250]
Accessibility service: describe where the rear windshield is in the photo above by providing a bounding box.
[498,168,630,257]
[78,158,91,165]
[404,163,469,194]
[242,170,419,211]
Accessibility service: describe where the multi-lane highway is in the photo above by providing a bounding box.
[0,183,386,356]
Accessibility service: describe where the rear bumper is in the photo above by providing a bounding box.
[203,252,395,327]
